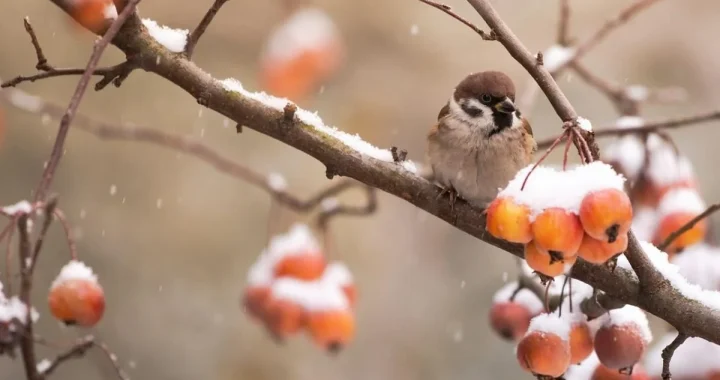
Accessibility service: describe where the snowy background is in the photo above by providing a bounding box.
[1,0,720,379]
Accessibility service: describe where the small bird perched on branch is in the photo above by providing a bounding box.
[425,71,536,209]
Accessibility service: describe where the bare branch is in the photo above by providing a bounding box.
[185,0,231,58]
[39,335,95,377]
[557,0,571,46]
[93,341,130,380]
[317,186,377,228]
[1,19,136,90]
[29,196,58,274]
[535,110,720,150]
[572,0,664,64]
[661,333,688,380]
[17,214,39,380]
[52,209,79,260]
[659,204,720,251]
[33,0,141,203]
[417,0,496,40]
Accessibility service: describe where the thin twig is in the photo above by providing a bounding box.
[33,0,142,203]
[317,186,377,228]
[29,196,58,274]
[52,209,79,260]
[0,221,15,292]
[93,341,130,380]
[1,19,135,90]
[661,333,688,380]
[40,335,95,377]
[659,204,720,251]
[185,0,230,58]
[557,0,571,46]
[17,214,39,380]
[418,0,496,40]
[571,0,664,63]
[535,110,720,149]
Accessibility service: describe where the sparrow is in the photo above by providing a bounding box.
[426,71,537,209]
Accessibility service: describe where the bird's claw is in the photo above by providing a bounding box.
[436,186,459,213]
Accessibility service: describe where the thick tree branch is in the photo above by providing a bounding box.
[18,0,720,348]
[185,0,230,58]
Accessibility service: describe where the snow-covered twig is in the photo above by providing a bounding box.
[185,0,230,58]
[17,215,39,380]
[661,333,688,380]
[1,19,136,91]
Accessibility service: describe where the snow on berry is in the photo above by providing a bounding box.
[270,277,349,312]
[645,136,695,187]
[526,313,571,341]
[492,281,544,316]
[672,243,720,291]
[657,188,706,218]
[599,305,652,344]
[631,206,659,242]
[498,162,626,219]
[51,260,99,289]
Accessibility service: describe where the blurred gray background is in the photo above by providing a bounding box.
[0,0,719,379]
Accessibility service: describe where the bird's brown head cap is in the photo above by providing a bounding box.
[454,71,516,103]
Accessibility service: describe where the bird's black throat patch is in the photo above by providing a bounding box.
[489,112,513,137]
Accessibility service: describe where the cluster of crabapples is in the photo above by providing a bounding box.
[487,162,633,278]
[491,277,652,379]
[604,127,709,257]
[48,260,106,327]
[242,224,356,353]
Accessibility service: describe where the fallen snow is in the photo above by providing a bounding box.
[576,116,593,132]
[646,137,695,187]
[0,296,39,324]
[672,243,720,291]
[36,359,52,374]
[498,161,626,218]
[51,260,98,289]
[246,256,274,287]
[141,19,188,53]
[657,187,706,218]
[1,200,33,215]
[246,224,322,285]
[270,277,349,311]
[600,305,652,343]
[542,45,576,72]
[267,172,288,192]
[644,333,720,379]
[492,281,545,315]
[261,7,340,64]
[320,197,339,212]
[220,78,418,173]
[526,313,571,341]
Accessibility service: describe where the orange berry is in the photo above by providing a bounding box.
[69,0,115,33]
[532,208,584,258]
[578,233,628,265]
[569,322,594,364]
[591,363,650,380]
[264,298,306,340]
[273,253,326,281]
[516,330,571,377]
[594,324,647,370]
[485,197,533,244]
[580,189,633,243]
[653,212,707,255]
[242,286,271,322]
[525,241,576,277]
[48,278,105,327]
[489,302,532,341]
[307,310,355,353]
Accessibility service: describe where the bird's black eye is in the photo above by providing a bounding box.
[480,94,492,104]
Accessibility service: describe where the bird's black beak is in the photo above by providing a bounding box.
[494,98,516,114]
